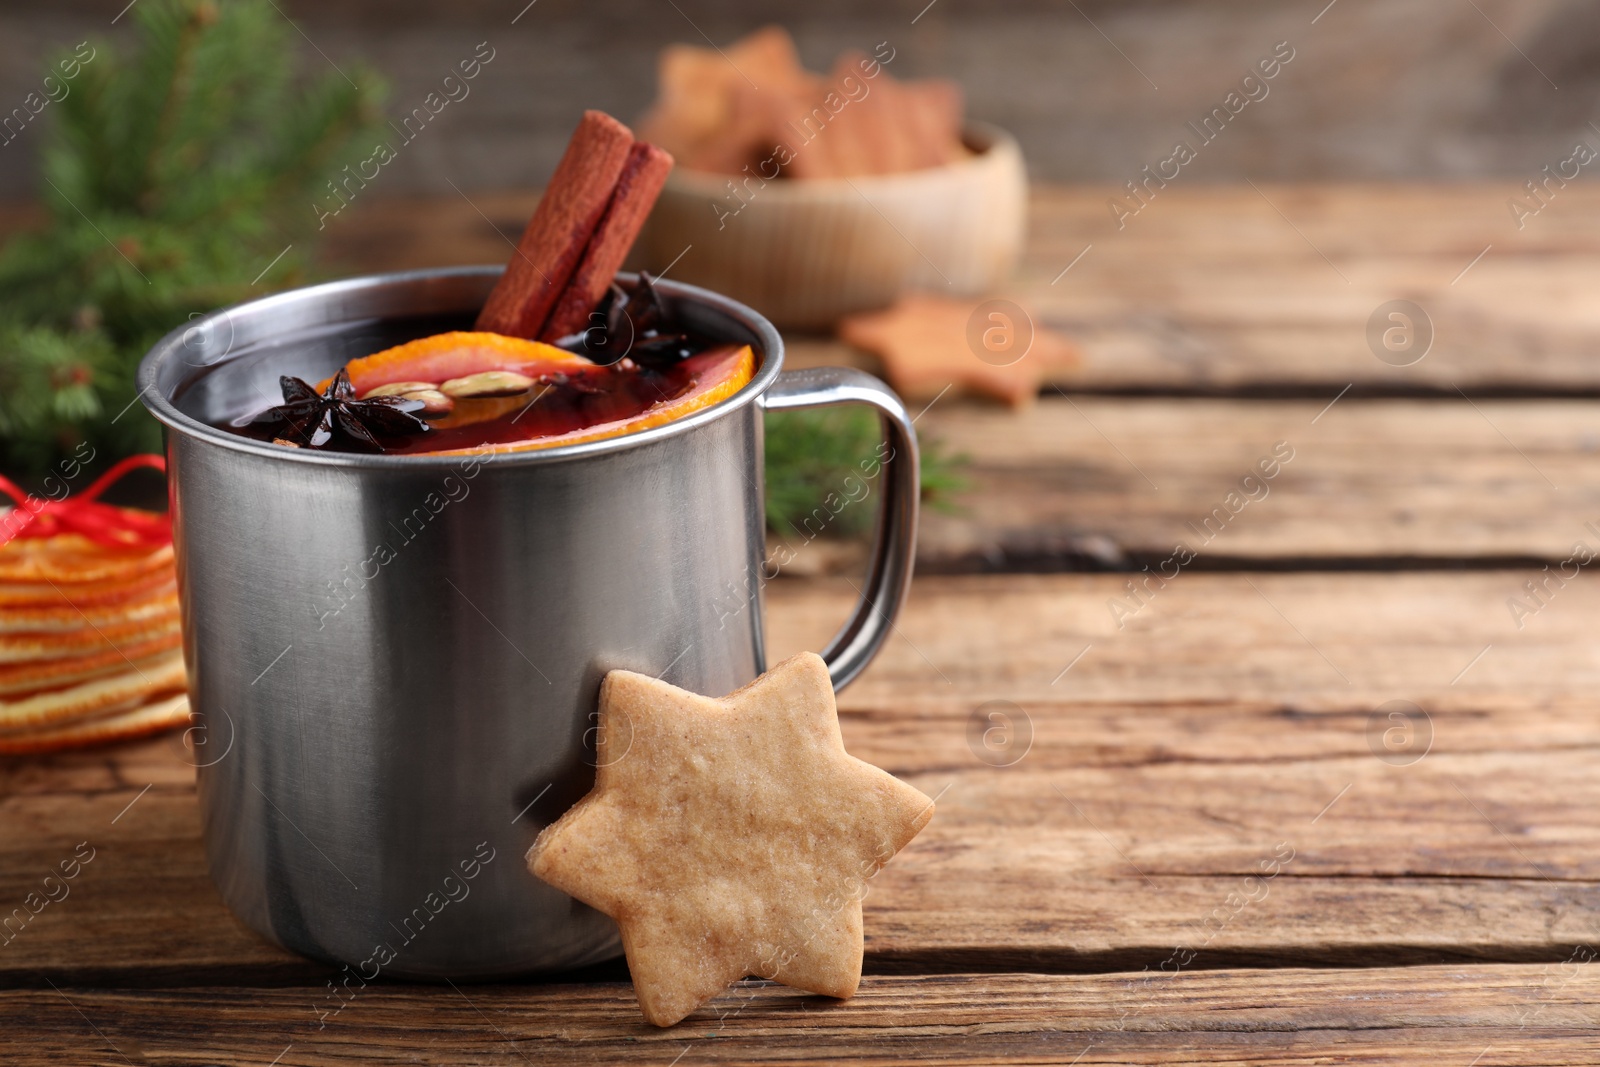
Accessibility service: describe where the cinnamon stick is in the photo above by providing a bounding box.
[538,141,675,342]
[475,110,635,338]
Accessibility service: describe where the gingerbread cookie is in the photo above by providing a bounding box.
[527,652,933,1026]
[840,293,1081,408]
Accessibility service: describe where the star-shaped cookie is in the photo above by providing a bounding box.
[527,652,934,1027]
[839,293,1081,408]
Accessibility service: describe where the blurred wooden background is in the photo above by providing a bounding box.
[3,0,1599,199]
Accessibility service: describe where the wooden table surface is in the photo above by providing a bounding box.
[5,185,1600,1064]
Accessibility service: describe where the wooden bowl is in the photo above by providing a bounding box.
[633,122,1027,331]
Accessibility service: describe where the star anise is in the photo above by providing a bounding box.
[571,272,696,368]
[249,369,430,452]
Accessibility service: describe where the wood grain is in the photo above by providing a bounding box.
[903,397,1600,568]
[1012,184,1600,395]
[5,967,1597,1065]
[767,572,1600,705]
[4,574,1597,987]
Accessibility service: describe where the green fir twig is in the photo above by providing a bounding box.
[0,0,384,478]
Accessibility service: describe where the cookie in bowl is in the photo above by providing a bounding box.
[632,27,1026,329]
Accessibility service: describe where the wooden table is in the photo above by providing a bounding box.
[5,185,1600,1064]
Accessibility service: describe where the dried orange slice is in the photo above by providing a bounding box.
[330,331,593,397]
[423,343,757,456]
[0,537,173,584]
[0,614,182,664]
[0,567,174,609]
[0,649,186,734]
[0,692,190,755]
[0,480,187,754]
[0,587,178,634]
[0,634,183,697]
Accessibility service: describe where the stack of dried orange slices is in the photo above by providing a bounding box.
[0,457,189,755]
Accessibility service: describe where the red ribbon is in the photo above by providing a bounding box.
[0,454,172,551]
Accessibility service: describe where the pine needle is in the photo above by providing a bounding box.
[0,0,383,477]
[764,406,966,538]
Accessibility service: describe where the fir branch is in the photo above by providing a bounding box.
[763,407,966,538]
[0,0,384,478]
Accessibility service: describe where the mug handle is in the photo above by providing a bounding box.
[760,367,920,690]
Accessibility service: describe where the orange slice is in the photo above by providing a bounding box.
[330,331,593,396]
[0,538,173,584]
[0,692,190,755]
[0,587,178,634]
[0,614,182,664]
[0,567,174,609]
[0,649,187,734]
[0,633,184,697]
[422,343,757,456]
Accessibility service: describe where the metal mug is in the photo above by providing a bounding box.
[137,267,918,979]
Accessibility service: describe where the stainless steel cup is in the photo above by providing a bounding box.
[138,267,918,979]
